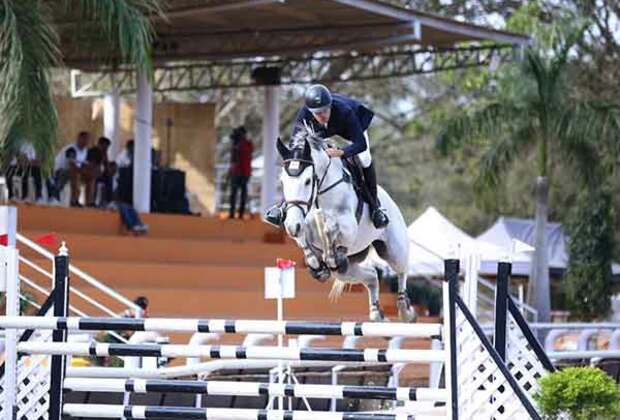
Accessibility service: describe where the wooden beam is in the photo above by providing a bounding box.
[159,0,285,20]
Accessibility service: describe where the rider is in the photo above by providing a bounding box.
[264,84,389,229]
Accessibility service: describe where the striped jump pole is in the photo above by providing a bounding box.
[63,378,448,402]
[18,342,445,363]
[62,405,423,420]
[0,316,441,338]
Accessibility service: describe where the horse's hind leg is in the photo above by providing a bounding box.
[374,240,416,322]
[395,272,416,322]
[334,262,385,322]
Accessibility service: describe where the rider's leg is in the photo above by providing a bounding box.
[358,132,389,229]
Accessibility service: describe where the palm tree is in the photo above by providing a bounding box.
[0,0,162,166]
[437,27,620,321]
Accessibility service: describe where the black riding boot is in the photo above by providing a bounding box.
[362,163,389,229]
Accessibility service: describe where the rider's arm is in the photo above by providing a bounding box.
[341,109,367,158]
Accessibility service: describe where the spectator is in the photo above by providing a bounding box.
[6,142,43,202]
[51,131,92,207]
[122,296,150,318]
[47,146,77,204]
[118,202,149,235]
[115,140,134,168]
[228,126,253,219]
[91,137,116,207]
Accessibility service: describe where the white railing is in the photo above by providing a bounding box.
[15,233,140,343]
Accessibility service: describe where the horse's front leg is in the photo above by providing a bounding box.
[322,213,357,274]
[296,232,330,283]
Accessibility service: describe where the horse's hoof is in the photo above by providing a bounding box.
[369,306,386,322]
[397,294,416,322]
[308,264,330,283]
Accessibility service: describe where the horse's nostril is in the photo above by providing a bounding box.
[295,223,301,236]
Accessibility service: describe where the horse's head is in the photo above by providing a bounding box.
[277,126,329,238]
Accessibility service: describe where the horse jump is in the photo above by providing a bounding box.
[0,250,550,420]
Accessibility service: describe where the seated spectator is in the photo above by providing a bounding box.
[49,131,92,207]
[118,202,149,235]
[6,142,43,202]
[46,146,77,204]
[122,296,150,318]
[90,137,117,207]
[115,139,134,168]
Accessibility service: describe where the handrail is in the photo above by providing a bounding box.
[18,275,129,344]
[17,233,140,312]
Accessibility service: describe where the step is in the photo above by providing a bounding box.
[19,230,303,266]
[16,203,281,242]
[20,258,349,293]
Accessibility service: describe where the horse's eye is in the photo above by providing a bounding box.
[305,178,311,186]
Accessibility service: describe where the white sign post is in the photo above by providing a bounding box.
[264,260,296,409]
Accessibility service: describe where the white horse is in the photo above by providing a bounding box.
[276,130,415,322]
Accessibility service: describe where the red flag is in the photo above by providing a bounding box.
[35,233,58,247]
[276,258,296,269]
[0,234,8,246]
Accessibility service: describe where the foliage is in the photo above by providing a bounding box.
[564,187,615,320]
[405,281,442,316]
[535,367,620,420]
[0,0,161,169]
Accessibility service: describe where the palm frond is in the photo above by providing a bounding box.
[474,124,535,193]
[0,0,60,168]
[70,0,163,74]
[436,101,524,155]
[556,101,620,181]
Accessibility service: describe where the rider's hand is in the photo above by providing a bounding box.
[326,148,344,158]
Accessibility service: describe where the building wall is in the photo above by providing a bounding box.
[55,97,216,214]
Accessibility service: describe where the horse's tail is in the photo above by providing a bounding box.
[329,279,348,302]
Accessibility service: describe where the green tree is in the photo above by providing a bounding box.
[565,186,615,320]
[0,0,161,166]
[436,15,620,320]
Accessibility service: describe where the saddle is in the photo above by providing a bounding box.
[342,157,370,224]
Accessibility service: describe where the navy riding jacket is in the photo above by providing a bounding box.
[291,93,374,158]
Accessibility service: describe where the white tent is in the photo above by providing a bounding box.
[477,217,620,276]
[407,207,523,276]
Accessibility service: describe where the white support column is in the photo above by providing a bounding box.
[133,71,153,213]
[103,87,121,158]
[2,246,20,420]
[260,85,280,214]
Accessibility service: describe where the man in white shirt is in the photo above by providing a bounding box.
[50,131,92,207]
[6,142,42,202]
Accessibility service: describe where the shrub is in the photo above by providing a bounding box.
[535,366,620,420]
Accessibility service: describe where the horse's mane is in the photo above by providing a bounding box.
[290,121,324,151]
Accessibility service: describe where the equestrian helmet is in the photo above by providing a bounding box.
[304,84,332,113]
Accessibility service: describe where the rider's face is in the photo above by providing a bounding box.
[312,108,331,125]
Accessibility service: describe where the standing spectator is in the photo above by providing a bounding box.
[228,126,253,219]
[6,142,43,202]
[51,131,92,207]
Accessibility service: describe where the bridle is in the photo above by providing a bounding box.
[282,147,349,220]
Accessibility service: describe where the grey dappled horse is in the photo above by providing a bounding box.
[276,129,415,322]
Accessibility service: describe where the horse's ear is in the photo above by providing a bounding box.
[303,137,312,159]
[276,137,290,160]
